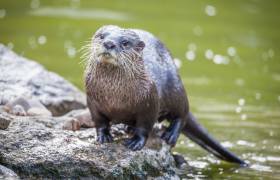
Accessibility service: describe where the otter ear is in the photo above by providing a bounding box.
[135,41,145,52]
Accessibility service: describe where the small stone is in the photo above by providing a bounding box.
[173,154,188,169]
[0,113,12,129]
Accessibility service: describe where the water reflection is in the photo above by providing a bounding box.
[185,50,196,61]
[205,49,214,60]
[175,93,280,178]
[7,42,14,50]
[193,25,203,36]
[29,7,131,21]
[30,0,40,9]
[38,35,47,45]
[205,5,217,17]
[213,54,229,64]
[64,40,77,58]
[250,164,272,172]
[227,46,236,57]
[0,9,6,18]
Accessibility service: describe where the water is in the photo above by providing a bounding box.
[0,0,279,179]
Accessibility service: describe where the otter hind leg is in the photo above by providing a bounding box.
[123,115,156,151]
[123,126,148,151]
[161,118,183,147]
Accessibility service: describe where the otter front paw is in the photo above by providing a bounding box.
[123,134,147,151]
[96,128,113,143]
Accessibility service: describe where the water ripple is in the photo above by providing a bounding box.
[29,7,132,21]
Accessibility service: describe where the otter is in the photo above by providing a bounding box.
[84,25,246,165]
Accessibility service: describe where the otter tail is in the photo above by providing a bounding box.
[182,112,247,165]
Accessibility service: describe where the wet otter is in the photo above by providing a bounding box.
[84,25,245,165]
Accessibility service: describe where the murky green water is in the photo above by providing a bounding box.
[1,0,279,179]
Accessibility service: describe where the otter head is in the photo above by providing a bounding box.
[90,25,145,67]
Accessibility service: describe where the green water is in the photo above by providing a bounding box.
[0,0,279,179]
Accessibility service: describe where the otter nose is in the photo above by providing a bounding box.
[104,41,116,50]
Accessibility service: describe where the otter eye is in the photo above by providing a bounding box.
[96,33,104,39]
[121,40,129,47]
[99,34,105,39]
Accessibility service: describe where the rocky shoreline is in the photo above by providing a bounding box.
[0,44,184,179]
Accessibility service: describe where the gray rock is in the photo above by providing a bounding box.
[0,44,86,116]
[0,112,179,179]
[0,165,18,179]
[3,97,52,117]
[63,108,95,129]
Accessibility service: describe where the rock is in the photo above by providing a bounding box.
[0,110,85,131]
[0,112,12,129]
[61,117,81,131]
[0,112,179,179]
[3,97,52,117]
[64,108,95,128]
[0,44,86,116]
[0,165,18,179]
[1,105,82,132]
[172,154,188,169]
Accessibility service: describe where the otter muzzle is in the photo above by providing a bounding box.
[97,52,117,65]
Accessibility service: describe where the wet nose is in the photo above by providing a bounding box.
[103,41,116,50]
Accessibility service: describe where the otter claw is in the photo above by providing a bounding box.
[97,133,113,143]
[123,135,146,151]
[96,128,113,144]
